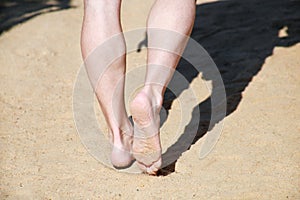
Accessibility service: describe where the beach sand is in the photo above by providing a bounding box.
[0,0,299,199]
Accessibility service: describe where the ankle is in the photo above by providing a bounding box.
[141,85,164,108]
[112,122,133,135]
[110,125,133,144]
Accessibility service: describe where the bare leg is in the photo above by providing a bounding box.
[130,0,196,174]
[81,0,133,168]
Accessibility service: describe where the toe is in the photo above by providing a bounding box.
[146,158,162,175]
[136,161,147,173]
[136,158,162,175]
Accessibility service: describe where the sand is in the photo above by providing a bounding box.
[0,0,299,199]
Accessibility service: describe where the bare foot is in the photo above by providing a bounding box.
[130,91,162,175]
[110,127,134,169]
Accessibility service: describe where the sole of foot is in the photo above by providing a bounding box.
[130,91,162,175]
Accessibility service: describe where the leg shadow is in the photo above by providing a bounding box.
[156,0,300,175]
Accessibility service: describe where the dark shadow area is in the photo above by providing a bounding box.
[137,0,300,176]
[0,0,73,35]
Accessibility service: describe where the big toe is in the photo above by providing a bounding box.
[137,158,162,175]
[146,158,162,175]
[133,150,162,174]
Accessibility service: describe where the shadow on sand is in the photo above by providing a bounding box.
[138,0,300,175]
[3,0,298,176]
[0,0,72,35]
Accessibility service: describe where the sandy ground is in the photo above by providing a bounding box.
[1,0,299,199]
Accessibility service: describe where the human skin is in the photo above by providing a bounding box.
[81,0,196,174]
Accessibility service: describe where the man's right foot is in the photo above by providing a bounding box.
[130,91,162,175]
